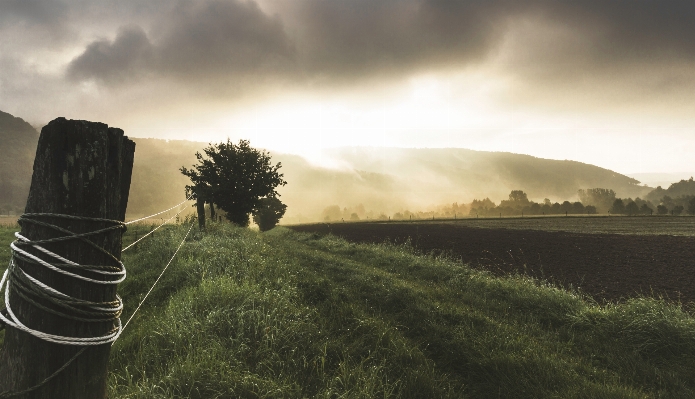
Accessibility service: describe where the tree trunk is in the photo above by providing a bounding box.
[0,118,135,398]
[196,186,205,230]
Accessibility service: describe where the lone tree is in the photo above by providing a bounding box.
[181,139,286,226]
[253,196,287,231]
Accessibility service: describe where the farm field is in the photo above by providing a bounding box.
[288,218,695,305]
[384,215,695,236]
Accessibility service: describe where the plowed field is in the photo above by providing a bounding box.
[289,221,695,305]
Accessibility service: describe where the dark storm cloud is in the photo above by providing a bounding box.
[157,1,294,78]
[67,0,295,86]
[483,1,695,108]
[65,0,516,87]
[0,0,73,43]
[46,0,695,101]
[506,1,695,76]
[67,25,154,84]
[0,0,68,28]
[286,0,507,76]
[541,1,695,61]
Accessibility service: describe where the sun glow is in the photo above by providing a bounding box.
[119,69,695,175]
[187,73,506,167]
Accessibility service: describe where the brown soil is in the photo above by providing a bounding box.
[288,222,695,305]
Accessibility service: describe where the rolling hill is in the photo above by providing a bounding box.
[0,110,39,213]
[1,111,656,222]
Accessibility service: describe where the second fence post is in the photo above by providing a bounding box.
[196,185,206,230]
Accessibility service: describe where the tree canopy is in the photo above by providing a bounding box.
[688,197,695,215]
[611,199,625,214]
[253,196,287,231]
[181,139,286,226]
[578,188,616,213]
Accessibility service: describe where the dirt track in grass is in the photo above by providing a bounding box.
[288,222,695,305]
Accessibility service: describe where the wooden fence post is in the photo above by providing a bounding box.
[0,118,135,398]
[209,202,216,222]
[196,185,205,230]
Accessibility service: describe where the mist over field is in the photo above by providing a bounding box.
[5,109,695,225]
[3,111,687,224]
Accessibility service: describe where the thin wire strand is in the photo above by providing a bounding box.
[125,195,193,225]
[121,220,195,334]
[122,200,192,253]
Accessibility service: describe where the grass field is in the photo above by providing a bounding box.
[0,216,19,227]
[2,222,695,397]
[0,224,16,269]
[322,215,695,237]
[108,223,695,398]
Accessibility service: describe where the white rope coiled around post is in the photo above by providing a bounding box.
[0,213,126,346]
[0,208,195,398]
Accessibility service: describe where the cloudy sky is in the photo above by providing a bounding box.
[1,0,694,177]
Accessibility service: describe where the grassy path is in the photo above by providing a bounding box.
[272,230,694,397]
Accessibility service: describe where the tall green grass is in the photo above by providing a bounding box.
[0,222,692,397]
[0,224,16,344]
[105,223,695,398]
[0,224,17,269]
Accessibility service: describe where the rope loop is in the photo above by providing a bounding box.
[0,213,126,346]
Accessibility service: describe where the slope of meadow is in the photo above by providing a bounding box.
[99,223,695,398]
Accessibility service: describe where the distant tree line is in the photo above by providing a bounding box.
[321,183,695,222]
[469,190,597,217]
[608,198,653,216]
[321,202,471,222]
[392,202,469,221]
[606,196,695,216]
[577,180,695,216]
[643,177,695,216]
[646,177,695,202]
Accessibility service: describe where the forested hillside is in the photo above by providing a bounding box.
[122,141,658,222]
[646,177,695,203]
[326,147,652,204]
[1,111,658,222]
[0,111,38,213]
